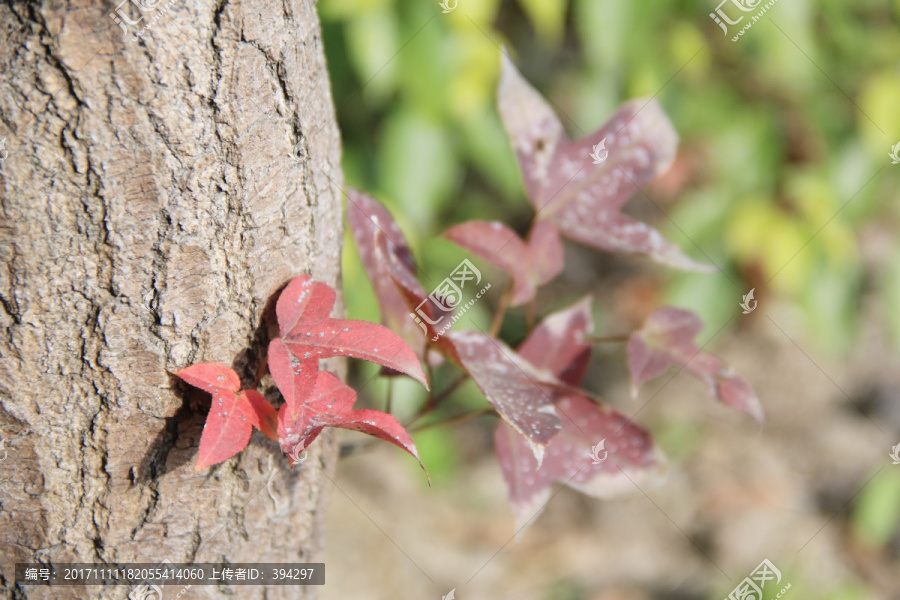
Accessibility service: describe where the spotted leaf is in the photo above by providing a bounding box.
[495,393,666,532]
[278,370,426,474]
[627,307,763,421]
[174,363,278,470]
[498,54,710,271]
[445,330,561,463]
[270,275,429,419]
[347,189,429,360]
[517,296,594,385]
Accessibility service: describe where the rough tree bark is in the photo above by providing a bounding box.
[0,0,343,598]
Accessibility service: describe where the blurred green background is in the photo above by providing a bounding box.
[323,0,900,355]
[317,1,900,599]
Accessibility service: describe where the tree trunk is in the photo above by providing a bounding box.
[0,0,343,598]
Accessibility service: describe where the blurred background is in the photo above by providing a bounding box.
[315,0,900,598]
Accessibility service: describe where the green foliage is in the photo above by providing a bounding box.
[851,468,900,547]
[322,0,899,355]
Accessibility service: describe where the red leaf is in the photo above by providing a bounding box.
[443,220,563,306]
[194,392,253,471]
[497,54,711,271]
[518,296,594,385]
[278,371,426,473]
[627,307,763,421]
[445,330,561,463]
[276,276,335,337]
[267,338,317,420]
[347,189,429,360]
[175,363,242,396]
[495,393,666,531]
[240,390,278,441]
[175,363,253,471]
[174,364,277,469]
[272,275,429,418]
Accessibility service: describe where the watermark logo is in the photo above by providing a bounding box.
[410,259,491,341]
[590,139,608,164]
[0,138,9,162]
[127,559,192,600]
[725,559,790,600]
[128,584,163,600]
[0,437,10,491]
[442,589,456,600]
[889,142,900,165]
[890,444,900,465]
[710,0,779,41]
[108,0,179,42]
[589,439,608,465]
[288,446,309,466]
[740,288,757,314]
[439,0,457,13]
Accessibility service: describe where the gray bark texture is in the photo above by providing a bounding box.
[0,0,344,598]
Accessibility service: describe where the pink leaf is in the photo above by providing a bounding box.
[627,307,763,421]
[347,189,429,360]
[174,364,276,469]
[445,330,561,463]
[518,296,594,385]
[497,54,710,271]
[278,371,426,473]
[272,275,429,418]
[494,393,666,532]
[497,53,566,205]
[443,220,563,306]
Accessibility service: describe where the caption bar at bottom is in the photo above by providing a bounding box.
[15,563,324,586]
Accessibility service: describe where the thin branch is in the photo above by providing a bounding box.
[408,373,470,427]
[490,283,512,337]
[585,334,630,343]
[252,356,269,388]
[410,409,497,433]
[432,374,468,408]
[385,377,394,414]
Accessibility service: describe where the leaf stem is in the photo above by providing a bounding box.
[408,373,470,427]
[433,374,468,407]
[385,377,393,415]
[252,356,269,388]
[526,300,536,331]
[490,284,512,337]
[409,408,496,433]
[585,334,630,343]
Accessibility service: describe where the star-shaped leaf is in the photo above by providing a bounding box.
[278,370,425,475]
[175,363,278,470]
[494,298,665,531]
[497,53,711,271]
[269,275,429,419]
[627,307,763,421]
[495,393,666,531]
